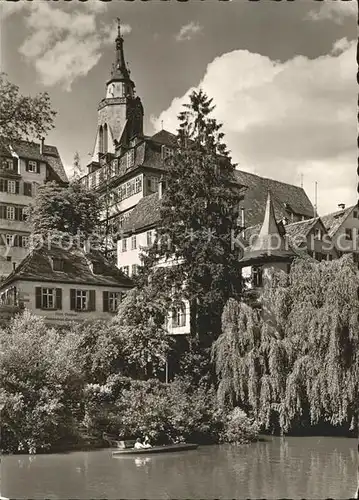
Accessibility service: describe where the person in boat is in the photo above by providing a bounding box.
[134,438,146,449]
[143,435,152,448]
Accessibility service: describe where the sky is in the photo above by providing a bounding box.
[0,0,357,216]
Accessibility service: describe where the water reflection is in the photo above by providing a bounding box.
[1,437,357,499]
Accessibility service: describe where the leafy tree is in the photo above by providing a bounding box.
[212,255,359,434]
[0,73,56,146]
[0,311,83,453]
[112,287,173,379]
[141,90,243,346]
[28,180,103,240]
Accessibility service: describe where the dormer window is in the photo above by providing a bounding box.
[92,262,103,274]
[1,158,14,171]
[52,258,64,271]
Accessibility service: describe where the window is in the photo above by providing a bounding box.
[70,289,95,311]
[327,254,333,261]
[27,160,38,173]
[1,158,14,170]
[42,288,55,309]
[92,262,103,274]
[147,231,153,247]
[161,146,173,160]
[126,149,135,169]
[132,264,138,276]
[131,235,137,250]
[52,258,64,271]
[122,238,127,252]
[345,228,353,240]
[172,303,186,328]
[76,291,87,310]
[35,287,62,310]
[103,291,122,313]
[147,176,159,193]
[5,234,13,247]
[6,206,15,220]
[314,228,322,240]
[252,266,263,287]
[122,266,129,276]
[22,236,29,248]
[135,176,142,193]
[353,211,358,219]
[23,182,32,196]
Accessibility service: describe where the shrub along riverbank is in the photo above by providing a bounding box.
[0,310,258,454]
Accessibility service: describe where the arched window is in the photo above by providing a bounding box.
[103,124,108,154]
[172,302,186,328]
[99,125,104,154]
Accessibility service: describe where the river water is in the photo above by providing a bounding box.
[1,436,357,499]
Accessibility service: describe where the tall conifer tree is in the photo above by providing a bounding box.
[142,90,244,346]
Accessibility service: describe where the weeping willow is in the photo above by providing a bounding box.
[212,255,359,433]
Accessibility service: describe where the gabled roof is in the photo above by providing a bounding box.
[122,193,161,233]
[321,205,355,238]
[234,170,314,226]
[239,192,296,265]
[0,244,133,289]
[3,140,68,184]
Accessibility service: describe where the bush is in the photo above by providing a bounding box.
[82,375,224,444]
[220,407,259,444]
[0,311,84,453]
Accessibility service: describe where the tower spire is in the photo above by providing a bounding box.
[109,17,132,83]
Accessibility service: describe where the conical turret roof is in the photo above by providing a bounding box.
[239,191,296,265]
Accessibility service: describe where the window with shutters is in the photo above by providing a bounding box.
[35,287,62,310]
[70,289,95,311]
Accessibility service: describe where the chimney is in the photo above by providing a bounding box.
[40,137,45,155]
[158,176,164,200]
[338,203,345,210]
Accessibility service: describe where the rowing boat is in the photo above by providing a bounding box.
[112,443,198,456]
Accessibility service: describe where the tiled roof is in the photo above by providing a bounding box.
[234,170,314,226]
[284,217,320,242]
[0,244,133,289]
[4,140,68,184]
[150,130,178,147]
[321,206,354,238]
[122,193,161,233]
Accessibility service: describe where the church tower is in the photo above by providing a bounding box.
[90,18,144,168]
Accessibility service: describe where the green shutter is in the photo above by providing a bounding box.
[56,288,62,310]
[25,160,29,172]
[35,287,42,309]
[13,158,18,172]
[15,181,19,194]
[103,291,109,312]
[70,289,76,310]
[36,162,40,174]
[89,290,96,311]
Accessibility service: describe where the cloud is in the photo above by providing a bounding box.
[152,39,356,216]
[306,0,357,23]
[175,22,203,42]
[17,2,130,91]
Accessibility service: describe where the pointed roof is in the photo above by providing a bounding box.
[239,191,296,265]
[108,18,134,85]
